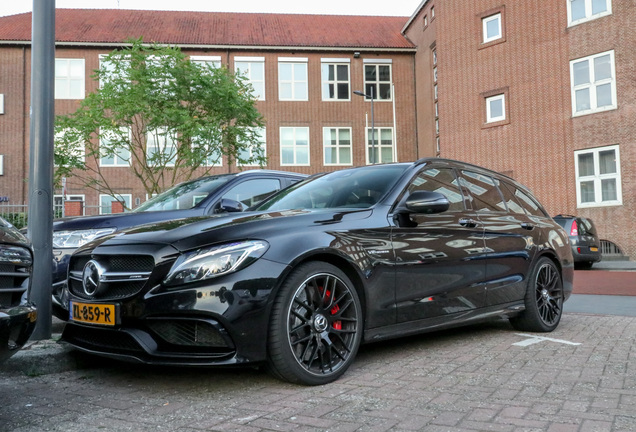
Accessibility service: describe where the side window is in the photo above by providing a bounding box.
[459,171,503,212]
[221,178,281,208]
[408,168,465,212]
[496,179,527,214]
[504,184,547,217]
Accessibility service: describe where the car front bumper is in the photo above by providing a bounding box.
[0,304,37,362]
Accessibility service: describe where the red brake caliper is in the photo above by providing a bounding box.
[320,286,342,330]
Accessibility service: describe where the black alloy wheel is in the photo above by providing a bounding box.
[510,257,564,332]
[268,262,362,385]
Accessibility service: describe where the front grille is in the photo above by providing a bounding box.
[0,262,30,308]
[68,253,155,301]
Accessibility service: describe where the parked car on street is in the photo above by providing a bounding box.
[553,214,602,269]
[0,217,37,362]
[51,170,306,320]
[61,159,573,385]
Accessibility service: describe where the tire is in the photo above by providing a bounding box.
[267,261,363,385]
[575,261,594,270]
[510,257,564,332]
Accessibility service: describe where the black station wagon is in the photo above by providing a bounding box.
[61,159,574,385]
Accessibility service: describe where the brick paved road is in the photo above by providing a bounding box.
[2,313,635,431]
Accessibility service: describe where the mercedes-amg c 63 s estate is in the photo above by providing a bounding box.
[61,158,574,385]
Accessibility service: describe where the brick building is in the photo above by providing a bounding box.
[403,0,635,259]
[0,10,418,212]
[0,2,634,258]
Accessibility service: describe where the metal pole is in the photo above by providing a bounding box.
[28,0,56,340]
[370,86,375,164]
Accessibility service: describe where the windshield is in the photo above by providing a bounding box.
[134,175,234,212]
[255,165,409,212]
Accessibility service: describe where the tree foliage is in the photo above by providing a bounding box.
[54,38,266,201]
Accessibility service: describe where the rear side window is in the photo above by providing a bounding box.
[503,183,547,217]
[458,171,503,212]
[496,179,527,214]
[221,178,281,208]
[408,167,465,212]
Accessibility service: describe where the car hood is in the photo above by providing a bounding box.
[0,223,30,248]
[52,209,203,232]
[89,208,375,252]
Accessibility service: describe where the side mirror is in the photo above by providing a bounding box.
[405,191,450,214]
[216,198,244,213]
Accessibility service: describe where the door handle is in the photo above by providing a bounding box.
[459,218,479,228]
[521,222,535,231]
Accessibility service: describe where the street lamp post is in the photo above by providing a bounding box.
[354,87,375,164]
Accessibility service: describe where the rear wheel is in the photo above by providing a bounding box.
[510,257,563,332]
[267,262,362,385]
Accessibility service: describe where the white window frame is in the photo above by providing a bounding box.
[486,94,506,123]
[567,0,612,27]
[54,129,85,165]
[234,57,265,101]
[278,57,308,101]
[366,127,395,165]
[321,59,351,101]
[482,13,502,43]
[280,127,310,167]
[238,127,266,167]
[99,194,132,215]
[190,55,222,69]
[323,127,353,166]
[55,58,85,99]
[575,145,622,208]
[146,128,178,167]
[54,194,85,215]
[363,60,393,101]
[570,50,617,117]
[99,127,131,167]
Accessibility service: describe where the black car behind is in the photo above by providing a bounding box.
[553,214,602,269]
[51,170,305,319]
[61,159,573,385]
[0,217,37,362]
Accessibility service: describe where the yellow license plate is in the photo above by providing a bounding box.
[70,301,117,326]
[590,246,598,252]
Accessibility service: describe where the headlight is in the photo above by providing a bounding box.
[0,245,32,266]
[52,228,116,248]
[164,240,269,286]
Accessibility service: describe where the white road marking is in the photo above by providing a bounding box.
[513,333,581,347]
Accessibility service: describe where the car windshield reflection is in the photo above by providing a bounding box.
[133,175,232,212]
[255,165,409,211]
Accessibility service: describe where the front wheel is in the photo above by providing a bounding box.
[510,257,564,332]
[267,262,363,385]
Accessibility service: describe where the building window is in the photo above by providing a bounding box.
[323,127,352,166]
[570,50,617,116]
[278,58,308,101]
[431,6,435,19]
[363,62,392,100]
[367,127,394,164]
[575,145,621,207]
[100,128,131,167]
[146,128,177,167]
[482,13,502,43]
[235,57,265,101]
[280,127,310,166]
[192,134,222,167]
[238,127,266,167]
[486,94,506,123]
[321,59,350,101]
[54,129,85,165]
[567,0,611,26]
[423,15,428,27]
[99,194,132,215]
[55,59,85,99]
[190,56,222,69]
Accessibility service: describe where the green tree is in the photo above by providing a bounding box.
[54,38,266,203]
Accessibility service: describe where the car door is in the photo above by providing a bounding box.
[458,171,540,307]
[390,166,487,323]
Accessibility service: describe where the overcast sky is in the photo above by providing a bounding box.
[0,0,422,18]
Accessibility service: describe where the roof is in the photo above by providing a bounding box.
[0,9,415,51]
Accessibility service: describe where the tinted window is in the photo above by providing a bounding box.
[134,175,233,212]
[504,184,546,217]
[408,168,465,212]
[496,179,526,214]
[222,178,282,208]
[459,171,503,212]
